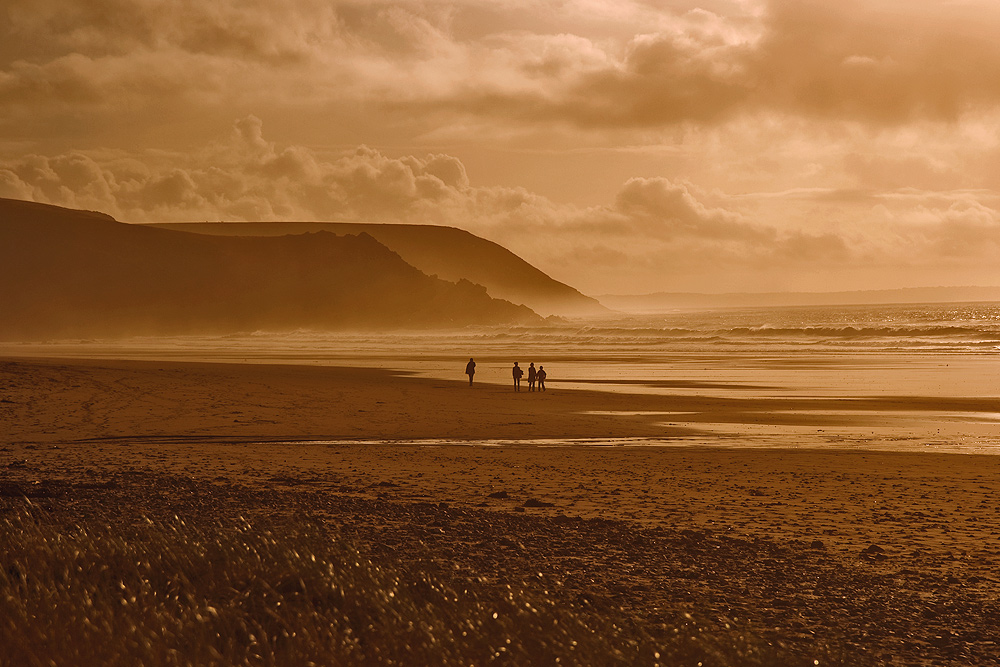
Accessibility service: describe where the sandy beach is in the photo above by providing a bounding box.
[3,355,1000,664]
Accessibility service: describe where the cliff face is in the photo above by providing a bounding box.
[152,222,608,318]
[0,199,540,340]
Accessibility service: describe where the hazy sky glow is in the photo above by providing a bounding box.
[4,0,1000,294]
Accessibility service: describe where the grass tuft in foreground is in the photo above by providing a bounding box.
[0,508,838,666]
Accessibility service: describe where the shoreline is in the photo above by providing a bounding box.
[4,354,1000,447]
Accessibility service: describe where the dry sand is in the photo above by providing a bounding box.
[3,356,1000,665]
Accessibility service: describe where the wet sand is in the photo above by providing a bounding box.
[3,356,1000,664]
[4,355,1000,444]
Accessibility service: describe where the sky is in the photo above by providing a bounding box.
[3,0,1000,296]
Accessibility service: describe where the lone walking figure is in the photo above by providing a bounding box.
[465,357,476,386]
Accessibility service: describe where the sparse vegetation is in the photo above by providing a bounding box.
[0,509,830,666]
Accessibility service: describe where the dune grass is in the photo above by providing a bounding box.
[0,508,837,666]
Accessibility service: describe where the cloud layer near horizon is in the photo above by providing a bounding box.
[3,0,1000,293]
[3,116,999,294]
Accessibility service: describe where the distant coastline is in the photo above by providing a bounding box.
[597,286,1000,313]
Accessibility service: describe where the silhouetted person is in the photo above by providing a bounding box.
[527,362,537,391]
[537,365,546,391]
[465,357,476,386]
[512,362,523,391]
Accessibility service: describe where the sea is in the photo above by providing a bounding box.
[5,301,1000,453]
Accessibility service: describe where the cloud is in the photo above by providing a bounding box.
[360,0,1000,132]
[841,152,962,192]
[752,0,1000,123]
[1,0,342,63]
[0,169,33,200]
[0,117,489,224]
[872,196,1000,261]
[616,0,1000,126]
[5,115,1000,294]
[614,177,768,241]
[6,0,1000,146]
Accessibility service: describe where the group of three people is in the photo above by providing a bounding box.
[511,361,545,392]
[464,358,546,391]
